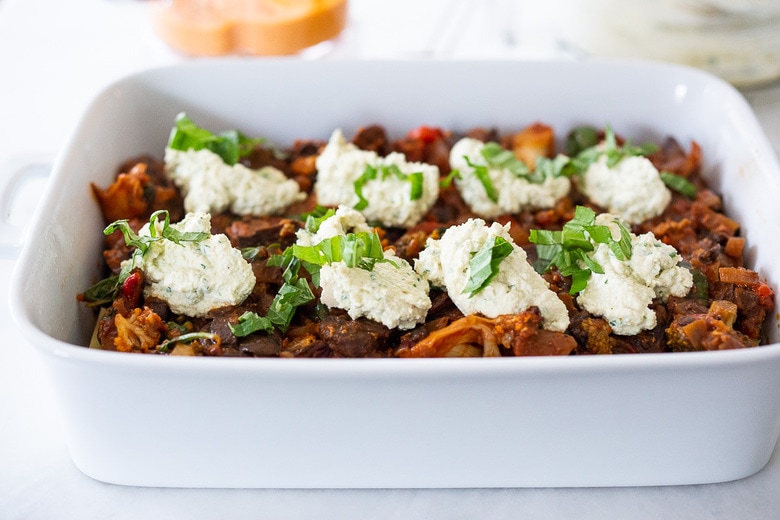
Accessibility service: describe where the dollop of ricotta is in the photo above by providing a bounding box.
[295,205,373,246]
[165,148,305,216]
[132,212,256,318]
[414,218,570,332]
[319,250,431,330]
[301,208,431,330]
[576,213,694,335]
[449,137,571,219]
[578,155,671,224]
[314,129,440,228]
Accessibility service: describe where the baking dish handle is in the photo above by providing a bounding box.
[0,154,53,259]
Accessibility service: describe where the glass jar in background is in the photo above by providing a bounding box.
[149,0,348,57]
[552,0,780,87]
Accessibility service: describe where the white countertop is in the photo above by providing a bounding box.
[2,1,780,518]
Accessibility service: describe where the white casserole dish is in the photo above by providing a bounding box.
[9,59,780,488]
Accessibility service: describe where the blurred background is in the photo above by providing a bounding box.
[145,0,780,87]
[1,0,778,174]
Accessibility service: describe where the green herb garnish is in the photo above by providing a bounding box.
[691,266,709,303]
[536,154,577,179]
[231,231,388,337]
[464,155,499,202]
[302,205,337,233]
[230,257,315,337]
[353,164,424,210]
[463,142,578,203]
[529,206,633,294]
[81,274,122,307]
[82,211,209,305]
[481,142,541,181]
[464,126,660,204]
[565,126,600,156]
[566,125,658,175]
[167,112,267,166]
[289,231,387,273]
[462,236,514,297]
[158,332,221,353]
[104,210,208,258]
[230,311,276,337]
[439,169,461,188]
[659,171,697,198]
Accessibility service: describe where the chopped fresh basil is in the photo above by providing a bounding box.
[167,112,267,166]
[464,156,499,203]
[81,274,121,307]
[149,210,209,245]
[536,154,577,179]
[84,211,209,305]
[464,126,660,204]
[530,205,633,294]
[463,142,580,202]
[158,332,220,353]
[241,246,263,261]
[483,142,576,182]
[104,210,208,257]
[607,221,633,261]
[103,220,155,254]
[462,236,514,297]
[408,171,424,200]
[439,168,461,188]
[601,125,658,167]
[232,230,388,337]
[566,125,658,176]
[659,171,697,198]
[677,260,709,303]
[290,231,387,271]
[263,230,390,316]
[303,205,337,233]
[230,256,315,337]
[353,164,424,211]
[565,126,599,156]
[481,142,536,180]
[230,311,275,337]
[166,321,192,335]
[241,244,282,262]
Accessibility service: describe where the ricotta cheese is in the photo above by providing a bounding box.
[165,147,305,216]
[299,208,431,330]
[295,205,372,247]
[132,212,256,318]
[576,213,693,335]
[578,154,671,224]
[319,249,431,330]
[415,218,570,332]
[449,137,571,219]
[314,129,440,228]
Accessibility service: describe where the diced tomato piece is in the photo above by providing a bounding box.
[407,125,443,143]
[121,269,144,308]
[757,283,775,309]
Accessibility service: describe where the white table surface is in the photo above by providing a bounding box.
[2,1,780,518]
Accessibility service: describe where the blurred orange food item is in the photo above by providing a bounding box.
[151,0,348,56]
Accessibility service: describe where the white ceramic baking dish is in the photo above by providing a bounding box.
[9,59,780,488]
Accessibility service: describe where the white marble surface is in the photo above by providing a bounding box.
[2,0,780,518]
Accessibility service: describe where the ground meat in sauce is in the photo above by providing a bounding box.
[84,123,775,357]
